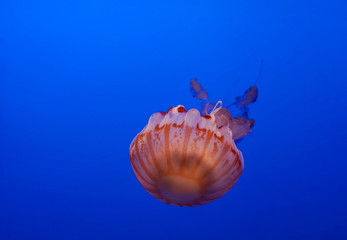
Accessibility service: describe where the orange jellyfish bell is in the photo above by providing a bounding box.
[129,79,258,206]
[129,104,244,206]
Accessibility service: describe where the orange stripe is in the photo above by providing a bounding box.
[202,142,231,179]
[164,124,173,172]
[205,155,241,187]
[191,130,213,176]
[179,126,193,171]
[204,169,242,200]
[130,157,157,189]
[134,135,158,183]
[146,130,163,175]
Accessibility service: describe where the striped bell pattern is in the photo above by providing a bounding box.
[129,105,244,207]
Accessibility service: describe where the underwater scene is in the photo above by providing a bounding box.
[1,0,347,239]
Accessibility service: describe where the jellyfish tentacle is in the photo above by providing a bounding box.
[191,78,258,142]
[210,101,223,114]
[190,78,214,115]
[254,58,264,86]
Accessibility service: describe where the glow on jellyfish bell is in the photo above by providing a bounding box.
[129,78,258,206]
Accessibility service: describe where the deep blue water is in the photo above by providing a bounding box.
[1,1,347,239]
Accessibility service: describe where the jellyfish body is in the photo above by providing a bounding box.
[129,79,258,206]
[129,105,243,206]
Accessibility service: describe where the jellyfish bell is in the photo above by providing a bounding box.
[129,79,258,207]
[129,104,243,206]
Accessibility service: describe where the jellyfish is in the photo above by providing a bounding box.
[129,78,258,207]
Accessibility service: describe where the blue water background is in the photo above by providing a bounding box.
[1,1,347,239]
